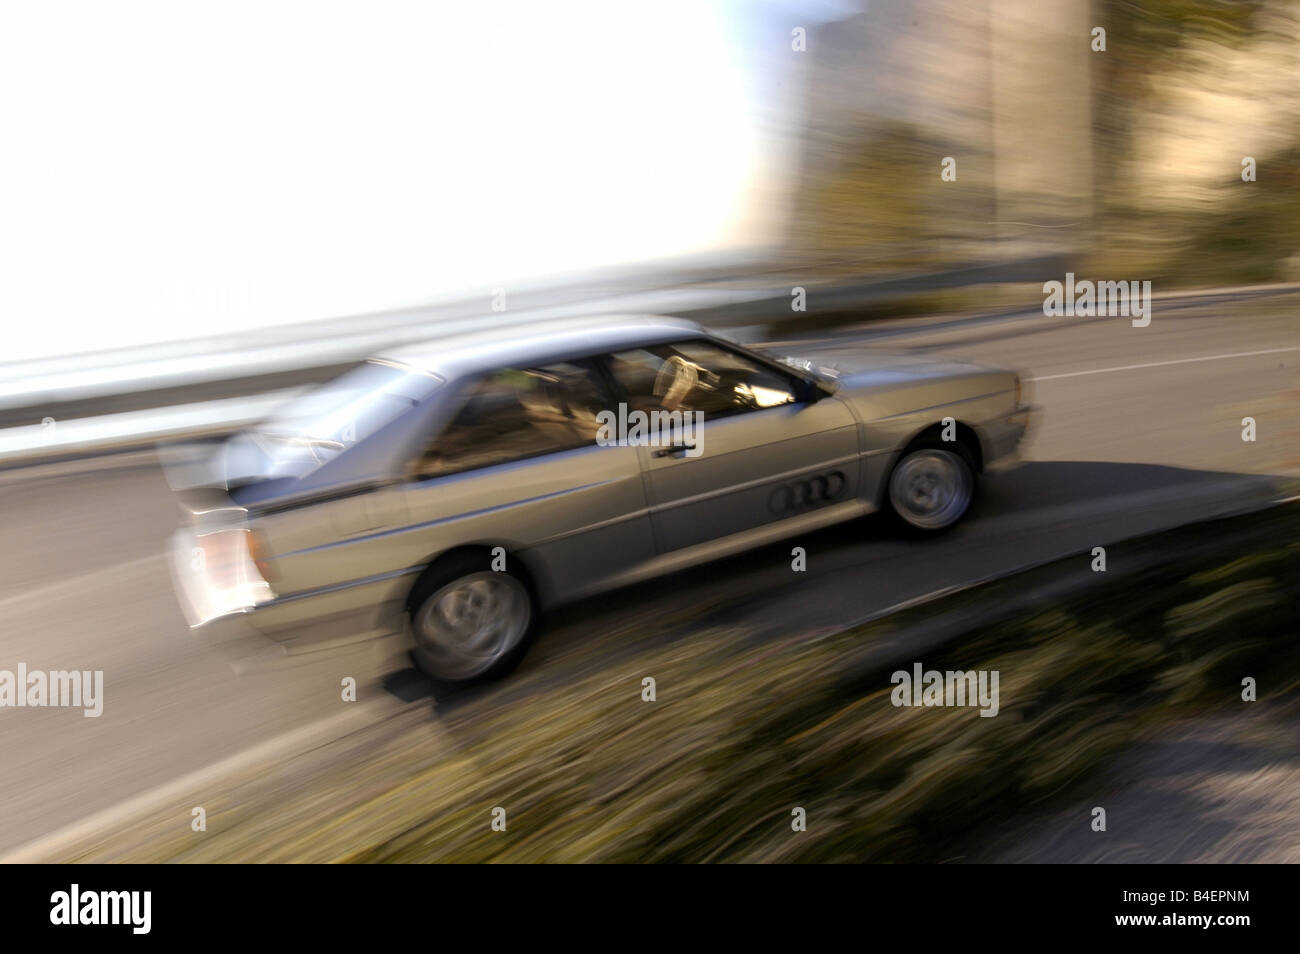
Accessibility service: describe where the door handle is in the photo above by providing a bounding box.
[652,445,691,459]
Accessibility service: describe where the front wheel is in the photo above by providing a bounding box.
[409,558,536,683]
[886,443,975,533]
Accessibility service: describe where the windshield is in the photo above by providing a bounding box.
[237,360,439,480]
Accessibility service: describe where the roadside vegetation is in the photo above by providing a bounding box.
[782,0,1299,304]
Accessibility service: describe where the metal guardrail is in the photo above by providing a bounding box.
[0,255,1078,420]
[0,390,300,467]
[1,270,1294,471]
[0,287,773,415]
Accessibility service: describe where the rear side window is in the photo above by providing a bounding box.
[413,360,609,478]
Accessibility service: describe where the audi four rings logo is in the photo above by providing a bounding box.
[767,471,847,514]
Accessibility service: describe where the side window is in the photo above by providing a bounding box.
[604,339,798,419]
[414,361,608,478]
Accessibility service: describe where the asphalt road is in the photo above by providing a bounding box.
[0,293,1296,858]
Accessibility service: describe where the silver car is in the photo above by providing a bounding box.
[168,314,1031,682]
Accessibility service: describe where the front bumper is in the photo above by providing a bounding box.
[981,403,1036,465]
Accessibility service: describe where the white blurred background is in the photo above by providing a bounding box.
[0,0,861,361]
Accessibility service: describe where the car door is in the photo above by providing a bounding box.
[395,358,655,608]
[597,338,862,554]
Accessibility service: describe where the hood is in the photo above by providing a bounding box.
[778,348,995,389]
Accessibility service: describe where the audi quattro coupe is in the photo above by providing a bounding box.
[168,314,1031,683]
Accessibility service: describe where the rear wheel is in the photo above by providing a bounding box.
[886,441,975,533]
[408,555,536,683]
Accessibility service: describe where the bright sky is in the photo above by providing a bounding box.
[0,0,802,362]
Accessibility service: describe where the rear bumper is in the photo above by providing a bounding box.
[236,571,415,651]
[171,515,415,652]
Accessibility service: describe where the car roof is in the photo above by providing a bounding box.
[379,313,708,379]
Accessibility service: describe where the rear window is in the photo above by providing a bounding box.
[242,360,439,479]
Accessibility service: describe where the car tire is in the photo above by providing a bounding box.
[885,439,976,534]
[408,553,537,684]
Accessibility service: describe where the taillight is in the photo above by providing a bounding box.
[175,513,275,626]
[192,530,252,590]
[248,530,277,582]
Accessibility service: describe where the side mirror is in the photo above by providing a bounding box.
[795,378,822,404]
